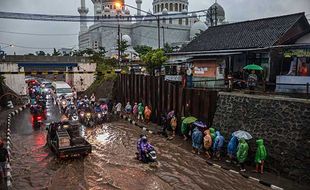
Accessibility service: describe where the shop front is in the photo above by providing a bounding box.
[276,46,310,93]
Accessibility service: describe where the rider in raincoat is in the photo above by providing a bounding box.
[203,129,212,159]
[192,127,203,154]
[125,102,132,114]
[227,135,238,162]
[213,131,224,160]
[237,138,249,172]
[255,139,267,174]
[132,102,138,117]
[137,103,144,121]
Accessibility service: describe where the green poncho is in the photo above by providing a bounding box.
[138,103,144,115]
[209,128,216,141]
[255,139,267,164]
[237,138,249,163]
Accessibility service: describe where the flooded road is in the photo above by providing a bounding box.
[10,100,268,190]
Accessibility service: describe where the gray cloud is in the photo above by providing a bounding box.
[0,0,309,54]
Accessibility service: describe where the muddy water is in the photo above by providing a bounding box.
[10,101,268,190]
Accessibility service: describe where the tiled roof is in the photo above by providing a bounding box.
[180,13,309,53]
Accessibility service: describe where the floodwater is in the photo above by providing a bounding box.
[9,100,268,190]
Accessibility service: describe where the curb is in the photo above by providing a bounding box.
[118,112,284,190]
[205,160,284,190]
[6,104,27,188]
[118,113,155,134]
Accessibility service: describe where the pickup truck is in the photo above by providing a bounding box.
[46,121,92,158]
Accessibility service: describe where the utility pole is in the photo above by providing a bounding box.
[157,17,161,49]
[118,22,121,67]
[162,26,166,46]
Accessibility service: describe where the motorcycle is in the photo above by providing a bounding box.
[32,115,43,128]
[60,100,68,114]
[69,112,79,122]
[145,147,157,163]
[94,112,103,125]
[84,112,93,127]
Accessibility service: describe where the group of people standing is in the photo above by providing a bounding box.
[191,125,267,172]
[115,102,153,124]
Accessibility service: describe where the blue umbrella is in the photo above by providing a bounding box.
[193,121,207,128]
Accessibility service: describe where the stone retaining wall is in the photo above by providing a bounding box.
[212,92,310,184]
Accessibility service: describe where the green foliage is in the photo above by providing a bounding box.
[116,40,129,59]
[36,51,46,56]
[133,45,152,56]
[142,49,167,75]
[52,48,61,56]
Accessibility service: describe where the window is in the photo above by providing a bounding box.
[169,18,172,24]
[185,18,189,25]
[175,3,178,11]
[165,3,168,9]
[179,4,182,12]
[182,4,185,10]
[163,18,166,24]
[178,18,182,25]
[161,4,164,11]
[169,3,173,11]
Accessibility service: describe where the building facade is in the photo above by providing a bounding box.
[78,0,226,58]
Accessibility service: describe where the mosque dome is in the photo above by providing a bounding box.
[122,35,132,46]
[190,21,208,40]
[181,9,188,14]
[96,7,102,13]
[124,8,130,15]
[104,6,110,12]
[162,8,168,15]
[208,2,225,18]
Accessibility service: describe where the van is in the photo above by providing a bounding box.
[51,81,73,99]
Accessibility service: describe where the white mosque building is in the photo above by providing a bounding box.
[78,0,226,58]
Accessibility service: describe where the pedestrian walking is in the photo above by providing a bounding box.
[0,140,9,179]
[247,70,258,91]
[192,127,203,154]
[170,115,177,138]
[213,131,224,160]
[255,139,267,174]
[125,102,132,114]
[226,135,238,163]
[144,106,152,123]
[115,102,122,115]
[137,103,144,121]
[90,93,96,106]
[237,138,249,172]
[132,102,138,118]
[203,129,212,159]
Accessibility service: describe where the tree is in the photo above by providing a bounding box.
[163,43,174,53]
[142,49,167,76]
[36,51,46,56]
[133,45,152,56]
[116,39,129,60]
[52,48,61,56]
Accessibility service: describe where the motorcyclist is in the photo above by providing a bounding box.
[94,103,102,113]
[139,136,154,163]
[67,105,77,117]
[100,101,108,112]
[84,95,89,104]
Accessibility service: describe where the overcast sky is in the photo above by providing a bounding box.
[0,0,309,55]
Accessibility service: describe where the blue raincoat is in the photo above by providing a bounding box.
[213,131,225,151]
[192,127,203,150]
[227,135,238,157]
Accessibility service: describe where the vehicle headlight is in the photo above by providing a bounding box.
[97,113,101,118]
[80,113,84,117]
[86,113,91,117]
[62,101,66,105]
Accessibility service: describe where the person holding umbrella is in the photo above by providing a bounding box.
[243,64,263,91]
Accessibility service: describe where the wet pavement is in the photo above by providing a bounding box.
[9,100,269,190]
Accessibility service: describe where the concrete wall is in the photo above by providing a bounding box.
[0,63,27,95]
[71,62,96,92]
[212,92,310,184]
